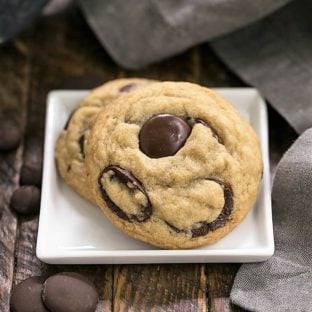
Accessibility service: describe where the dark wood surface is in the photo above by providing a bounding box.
[0,5,297,312]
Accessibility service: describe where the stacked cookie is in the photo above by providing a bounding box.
[56,78,154,203]
[55,79,263,249]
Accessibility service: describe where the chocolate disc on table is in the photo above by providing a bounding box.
[139,113,191,158]
[0,119,21,151]
[10,185,41,215]
[20,161,43,187]
[10,276,48,312]
[42,272,99,312]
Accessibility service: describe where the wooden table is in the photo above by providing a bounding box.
[0,5,297,312]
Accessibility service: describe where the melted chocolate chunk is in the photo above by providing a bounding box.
[98,165,152,222]
[78,134,85,158]
[42,272,98,312]
[139,114,191,158]
[186,117,223,144]
[165,179,233,238]
[191,222,209,237]
[191,180,233,237]
[119,83,137,93]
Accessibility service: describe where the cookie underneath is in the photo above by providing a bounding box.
[55,78,155,203]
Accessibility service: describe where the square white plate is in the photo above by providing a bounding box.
[37,88,274,264]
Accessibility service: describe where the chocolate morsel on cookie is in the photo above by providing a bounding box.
[119,83,137,93]
[42,272,98,312]
[139,113,191,158]
[10,277,48,312]
[98,165,152,222]
[0,119,21,151]
[10,185,41,215]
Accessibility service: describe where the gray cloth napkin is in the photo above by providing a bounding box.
[212,0,312,134]
[77,1,312,311]
[78,0,291,69]
[78,0,312,135]
[232,129,312,312]
[0,0,48,44]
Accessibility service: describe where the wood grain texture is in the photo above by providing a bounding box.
[0,37,30,312]
[113,264,207,312]
[206,264,243,312]
[11,6,115,311]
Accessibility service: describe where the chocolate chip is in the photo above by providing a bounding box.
[42,272,98,312]
[165,180,233,238]
[119,83,137,93]
[191,222,209,237]
[78,134,85,158]
[20,161,42,187]
[10,186,41,215]
[98,165,152,222]
[64,110,75,130]
[10,276,48,312]
[191,180,233,237]
[207,180,233,231]
[139,114,191,158]
[0,119,21,151]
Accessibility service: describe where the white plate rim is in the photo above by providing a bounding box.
[37,87,274,264]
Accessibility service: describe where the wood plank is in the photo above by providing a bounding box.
[113,264,207,311]
[12,6,117,311]
[206,264,244,312]
[0,37,30,312]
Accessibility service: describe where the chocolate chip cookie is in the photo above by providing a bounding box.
[55,78,155,202]
[86,82,263,249]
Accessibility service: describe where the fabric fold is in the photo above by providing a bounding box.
[231,129,312,312]
[212,0,312,134]
[78,0,291,69]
